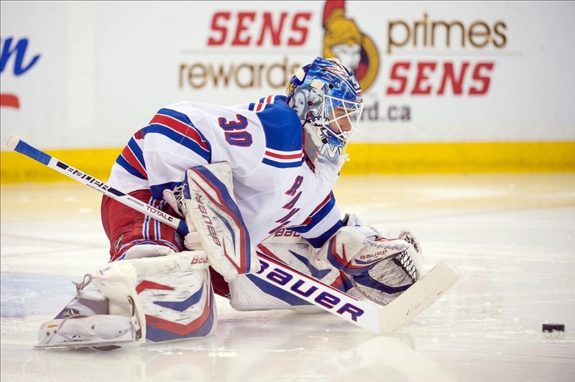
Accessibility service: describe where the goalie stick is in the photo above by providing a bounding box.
[6,135,459,334]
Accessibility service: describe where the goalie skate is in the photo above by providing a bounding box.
[35,269,143,350]
[36,314,138,351]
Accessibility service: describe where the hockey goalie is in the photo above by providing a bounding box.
[37,57,424,349]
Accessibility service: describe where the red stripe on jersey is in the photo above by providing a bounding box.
[150,114,209,152]
[121,146,147,178]
[265,150,303,160]
[134,129,144,140]
[311,193,332,216]
[296,194,331,227]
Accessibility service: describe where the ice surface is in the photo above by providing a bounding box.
[2,174,574,382]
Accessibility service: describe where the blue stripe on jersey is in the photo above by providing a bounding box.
[256,96,303,153]
[116,155,147,180]
[143,124,211,162]
[127,137,145,166]
[290,192,336,234]
[150,181,182,200]
[157,108,194,125]
[262,157,304,169]
[304,219,345,248]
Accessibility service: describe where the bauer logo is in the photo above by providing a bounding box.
[0,36,41,109]
[257,256,365,322]
[194,194,222,247]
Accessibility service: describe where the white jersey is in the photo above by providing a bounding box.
[108,95,343,246]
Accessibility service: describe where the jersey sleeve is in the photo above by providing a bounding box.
[289,192,344,248]
[140,107,214,199]
[110,101,268,199]
[108,107,212,198]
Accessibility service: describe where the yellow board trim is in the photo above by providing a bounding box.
[1,142,574,183]
[343,141,575,174]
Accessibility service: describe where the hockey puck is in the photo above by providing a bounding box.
[542,323,565,332]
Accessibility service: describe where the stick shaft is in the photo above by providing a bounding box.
[9,137,189,235]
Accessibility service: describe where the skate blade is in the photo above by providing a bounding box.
[34,337,135,351]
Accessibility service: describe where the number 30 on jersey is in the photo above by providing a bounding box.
[218,114,252,147]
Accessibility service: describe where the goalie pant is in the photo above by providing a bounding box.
[101,189,232,298]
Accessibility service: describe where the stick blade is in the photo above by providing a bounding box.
[6,135,21,151]
[377,261,459,334]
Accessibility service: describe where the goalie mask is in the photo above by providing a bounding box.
[287,57,364,164]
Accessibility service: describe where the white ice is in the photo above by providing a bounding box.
[2,174,574,382]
